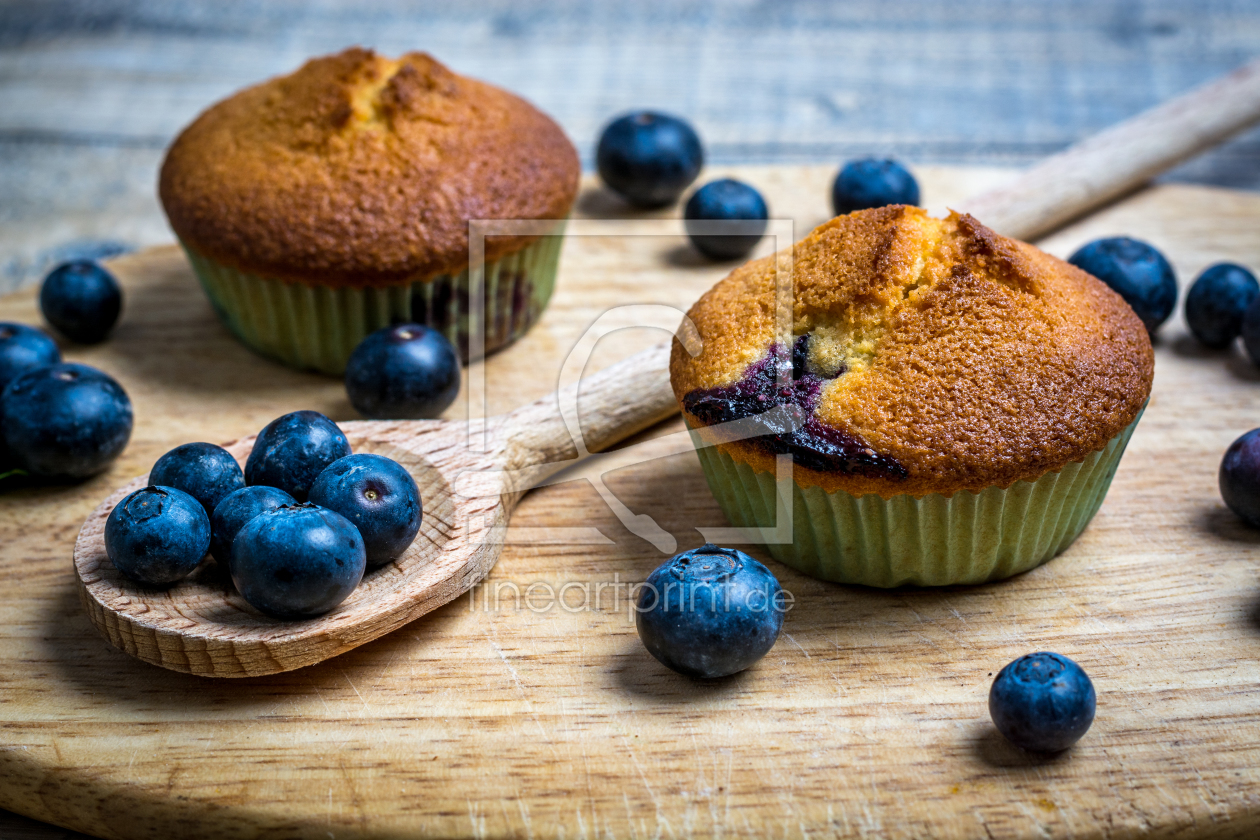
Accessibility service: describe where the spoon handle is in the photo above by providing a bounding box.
[959,57,1260,241]
[496,341,676,480]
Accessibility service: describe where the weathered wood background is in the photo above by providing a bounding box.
[1,0,1259,294]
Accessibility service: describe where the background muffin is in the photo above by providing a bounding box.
[160,47,579,374]
[671,206,1153,586]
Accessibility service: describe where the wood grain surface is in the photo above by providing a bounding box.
[2,166,1260,840]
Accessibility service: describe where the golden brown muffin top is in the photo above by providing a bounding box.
[159,48,580,287]
[670,206,1154,498]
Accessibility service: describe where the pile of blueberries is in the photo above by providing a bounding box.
[595,111,918,261]
[105,410,422,619]
[0,262,131,481]
[635,543,1094,753]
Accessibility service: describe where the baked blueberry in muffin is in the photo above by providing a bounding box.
[681,335,906,479]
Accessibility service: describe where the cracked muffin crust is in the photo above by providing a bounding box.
[671,206,1154,499]
[159,48,579,288]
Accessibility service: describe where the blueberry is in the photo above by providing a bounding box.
[1,363,132,479]
[831,158,920,216]
[989,652,1096,752]
[150,442,246,517]
[308,453,422,567]
[209,485,294,564]
[596,112,704,208]
[105,485,211,587]
[683,179,770,261]
[635,544,784,679]
[230,502,366,618]
[0,323,60,391]
[1184,263,1259,349]
[1068,237,1178,333]
[1220,428,1260,527]
[1241,296,1260,368]
[244,410,351,501]
[344,324,460,420]
[39,260,122,344]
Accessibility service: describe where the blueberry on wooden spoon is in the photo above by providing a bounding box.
[230,503,365,619]
[105,485,210,587]
[150,441,246,517]
[245,410,351,501]
[209,485,294,564]
[309,453,422,568]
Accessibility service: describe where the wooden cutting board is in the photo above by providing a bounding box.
[2,166,1260,840]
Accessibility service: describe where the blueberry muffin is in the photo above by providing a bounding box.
[670,206,1153,586]
[160,48,579,374]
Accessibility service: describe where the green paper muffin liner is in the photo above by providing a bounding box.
[181,223,566,375]
[688,411,1142,587]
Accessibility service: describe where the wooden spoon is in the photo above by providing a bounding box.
[74,58,1260,678]
[74,343,678,677]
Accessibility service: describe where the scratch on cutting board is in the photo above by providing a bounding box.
[622,791,647,840]
[486,634,554,749]
[1182,759,1225,818]
[1012,799,1057,837]
[617,729,665,830]
[340,669,370,716]
[467,799,487,840]
[337,758,369,826]
[516,797,534,840]
[933,598,977,650]
[783,632,810,658]
[307,675,333,716]
[724,749,736,833]
[570,694,599,838]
